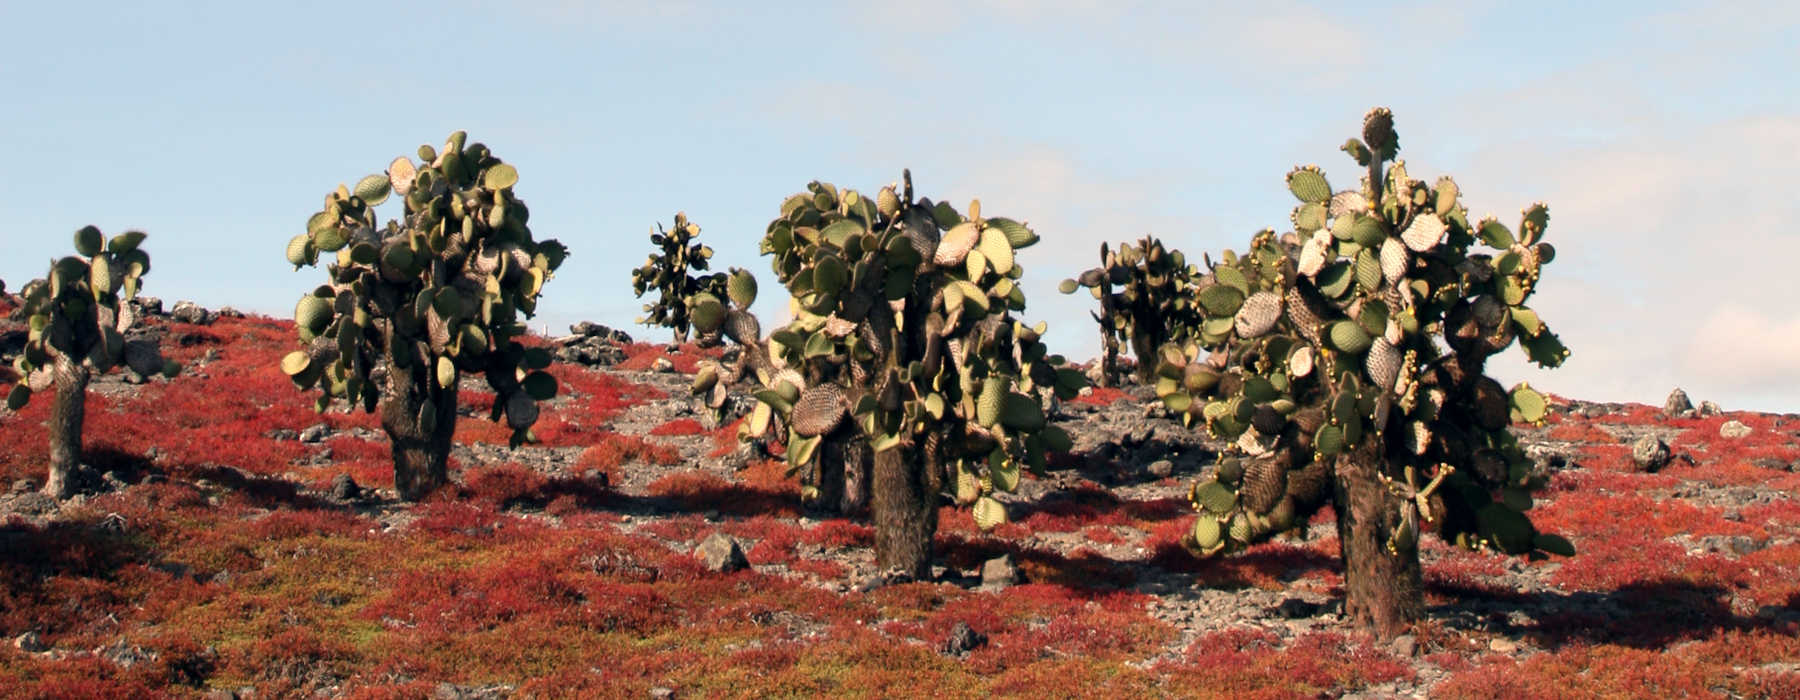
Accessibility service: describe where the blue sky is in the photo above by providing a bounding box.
[4,1,1796,411]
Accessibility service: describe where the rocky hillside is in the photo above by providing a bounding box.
[2,300,1797,698]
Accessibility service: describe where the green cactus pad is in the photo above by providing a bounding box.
[522,371,558,401]
[689,295,726,333]
[1353,250,1380,293]
[314,226,348,252]
[280,351,312,376]
[295,295,333,333]
[1000,392,1045,431]
[1314,423,1344,457]
[1477,218,1515,249]
[1199,284,1245,317]
[1216,457,1244,485]
[1192,516,1222,550]
[107,231,147,255]
[973,496,1007,530]
[6,384,30,411]
[1533,533,1575,556]
[1510,383,1547,423]
[978,227,1014,276]
[1293,202,1327,232]
[74,225,104,258]
[1228,512,1251,543]
[1356,299,1389,337]
[727,269,758,308]
[986,217,1038,249]
[1349,215,1387,249]
[976,377,1005,428]
[1315,262,1353,299]
[1519,203,1549,244]
[354,174,392,206]
[1328,320,1372,354]
[1286,167,1331,204]
[483,163,519,190]
[1476,502,1534,554]
[1193,480,1237,515]
[1433,177,1460,217]
[1214,264,1249,295]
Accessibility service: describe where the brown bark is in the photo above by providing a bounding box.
[871,446,937,579]
[1332,441,1425,639]
[380,364,458,501]
[811,427,870,516]
[43,354,91,499]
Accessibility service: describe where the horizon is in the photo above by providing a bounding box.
[3,1,1795,412]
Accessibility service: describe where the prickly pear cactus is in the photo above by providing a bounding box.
[7,227,179,497]
[281,132,569,499]
[630,212,728,344]
[693,171,1084,574]
[1156,109,1572,634]
[1059,236,1205,385]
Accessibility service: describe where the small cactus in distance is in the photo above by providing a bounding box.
[1155,108,1571,638]
[692,171,1085,578]
[281,131,569,500]
[1060,236,1205,386]
[631,212,727,344]
[6,227,179,498]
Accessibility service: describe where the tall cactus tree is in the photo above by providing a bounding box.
[1059,236,1205,386]
[282,132,569,501]
[631,212,727,344]
[1154,109,1573,638]
[694,171,1084,579]
[6,227,178,497]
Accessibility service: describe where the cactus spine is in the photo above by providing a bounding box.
[631,212,727,344]
[1155,109,1571,638]
[695,171,1084,578]
[7,227,178,498]
[282,132,568,500]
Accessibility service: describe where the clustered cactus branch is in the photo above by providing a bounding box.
[281,131,569,500]
[631,212,727,344]
[1060,236,1206,386]
[692,170,1085,577]
[7,227,179,497]
[1149,108,1571,636]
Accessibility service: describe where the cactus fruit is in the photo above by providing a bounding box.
[631,212,728,344]
[694,171,1084,578]
[1156,109,1573,638]
[282,133,567,500]
[9,228,180,498]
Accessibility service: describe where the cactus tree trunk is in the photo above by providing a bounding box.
[43,354,91,499]
[1332,441,1424,639]
[813,428,871,516]
[381,366,458,501]
[872,446,937,579]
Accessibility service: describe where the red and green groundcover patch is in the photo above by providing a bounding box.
[3,312,1798,698]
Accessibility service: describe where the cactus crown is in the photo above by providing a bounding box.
[693,171,1085,527]
[1157,108,1573,559]
[1060,235,1206,379]
[630,212,727,343]
[280,132,569,447]
[7,227,177,410]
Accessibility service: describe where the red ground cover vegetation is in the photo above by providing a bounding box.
[3,313,1798,695]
